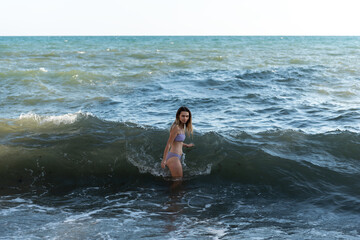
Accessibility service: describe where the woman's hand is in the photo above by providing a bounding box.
[161,159,166,169]
[185,143,195,148]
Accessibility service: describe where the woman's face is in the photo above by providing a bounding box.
[179,111,190,124]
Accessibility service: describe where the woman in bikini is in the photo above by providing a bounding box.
[161,106,194,178]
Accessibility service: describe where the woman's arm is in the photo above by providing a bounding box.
[161,126,178,169]
[183,143,194,148]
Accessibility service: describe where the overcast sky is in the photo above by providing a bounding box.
[1,0,360,36]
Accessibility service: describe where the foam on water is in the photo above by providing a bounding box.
[18,112,88,125]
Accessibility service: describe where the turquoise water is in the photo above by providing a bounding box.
[1,36,360,239]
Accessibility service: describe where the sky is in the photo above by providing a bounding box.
[1,0,360,36]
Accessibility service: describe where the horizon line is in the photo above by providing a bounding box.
[1,35,360,37]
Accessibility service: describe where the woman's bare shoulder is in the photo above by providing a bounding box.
[170,124,180,133]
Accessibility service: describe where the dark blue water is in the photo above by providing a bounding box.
[1,36,360,239]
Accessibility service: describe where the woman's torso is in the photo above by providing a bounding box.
[170,131,185,155]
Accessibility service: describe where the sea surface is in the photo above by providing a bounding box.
[0,36,360,239]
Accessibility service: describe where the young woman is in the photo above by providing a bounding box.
[161,106,194,178]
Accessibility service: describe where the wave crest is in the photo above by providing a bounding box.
[18,111,93,126]
[0,113,359,200]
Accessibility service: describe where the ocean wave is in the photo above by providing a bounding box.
[18,111,90,126]
[169,66,325,92]
[0,113,359,202]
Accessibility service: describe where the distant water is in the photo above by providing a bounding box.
[1,36,360,239]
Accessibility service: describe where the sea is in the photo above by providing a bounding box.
[0,36,359,239]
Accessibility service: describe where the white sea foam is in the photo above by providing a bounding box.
[127,146,213,178]
[3,197,29,203]
[64,208,102,223]
[18,111,93,126]
[0,206,22,216]
[127,154,170,178]
[39,67,48,72]
[206,227,227,240]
